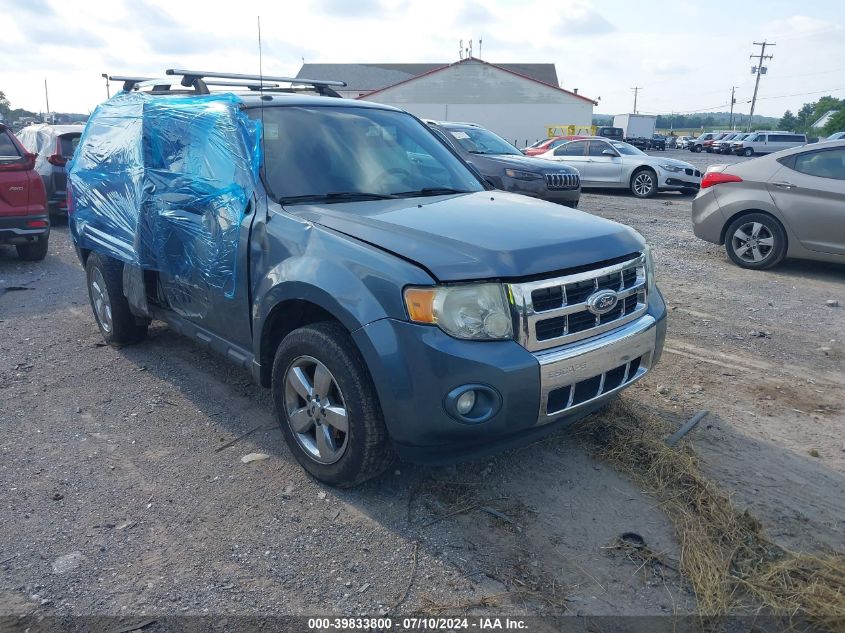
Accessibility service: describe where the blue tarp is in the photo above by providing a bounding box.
[68,91,261,313]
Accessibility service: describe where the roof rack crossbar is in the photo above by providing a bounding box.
[110,76,281,93]
[166,69,346,97]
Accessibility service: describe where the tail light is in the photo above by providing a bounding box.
[47,138,68,167]
[0,152,36,172]
[701,172,743,189]
[66,182,75,215]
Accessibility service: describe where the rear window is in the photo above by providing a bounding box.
[0,131,21,158]
[60,133,81,157]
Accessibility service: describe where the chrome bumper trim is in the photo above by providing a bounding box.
[534,314,657,424]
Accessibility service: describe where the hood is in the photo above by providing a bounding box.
[289,191,645,281]
[471,153,579,175]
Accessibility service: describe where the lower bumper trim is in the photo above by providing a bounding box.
[535,315,657,425]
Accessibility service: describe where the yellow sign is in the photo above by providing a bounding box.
[545,124,596,137]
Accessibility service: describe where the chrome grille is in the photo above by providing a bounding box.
[544,173,580,190]
[508,254,648,352]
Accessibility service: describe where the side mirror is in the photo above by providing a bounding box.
[602,149,617,157]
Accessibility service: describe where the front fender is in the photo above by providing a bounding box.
[250,213,435,361]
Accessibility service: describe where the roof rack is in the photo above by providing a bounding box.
[167,69,346,97]
[109,70,346,97]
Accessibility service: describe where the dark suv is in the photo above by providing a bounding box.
[426,121,580,208]
[69,70,665,486]
[0,123,49,260]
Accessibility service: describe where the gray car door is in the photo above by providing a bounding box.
[552,140,590,180]
[768,147,845,255]
[586,140,623,185]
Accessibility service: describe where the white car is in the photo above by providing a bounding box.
[731,131,807,157]
[540,137,702,198]
[675,136,692,149]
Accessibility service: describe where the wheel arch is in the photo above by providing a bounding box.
[257,295,353,388]
[719,208,788,250]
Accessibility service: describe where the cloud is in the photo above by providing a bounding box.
[313,0,384,17]
[26,21,106,49]
[455,0,495,25]
[0,0,54,16]
[555,2,615,36]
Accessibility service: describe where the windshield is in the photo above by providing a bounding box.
[610,141,646,156]
[443,126,523,156]
[249,106,484,203]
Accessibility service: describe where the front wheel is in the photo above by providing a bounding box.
[631,168,657,198]
[271,321,394,487]
[693,145,703,153]
[85,253,148,345]
[743,147,754,157]
[724,213,787,270]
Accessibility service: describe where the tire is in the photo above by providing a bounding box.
[16,235,49,261]
[630,168,657,198]
[680,188,697,197]
[724,212,787,270]
[271,321,394,487]
[85,253,148,345]
[743,147,754,157]
[693,145,703,153]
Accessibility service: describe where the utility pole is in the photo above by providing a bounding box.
[748,41,774,131]
[44,78,50,118]
[729,86,737,129]
[102,73,110,99]
[630,86,641,114]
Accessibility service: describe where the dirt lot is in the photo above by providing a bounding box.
[1,149,843,623]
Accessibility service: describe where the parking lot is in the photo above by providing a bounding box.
[1,149,843,620]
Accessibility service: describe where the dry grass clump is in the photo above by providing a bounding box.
[574,400,845,630]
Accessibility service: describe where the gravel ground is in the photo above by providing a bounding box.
[1,149,843,621]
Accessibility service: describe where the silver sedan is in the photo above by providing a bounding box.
[539,137,701,198]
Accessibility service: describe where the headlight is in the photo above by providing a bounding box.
[643,245,656,293]
[659,163,684,172]
[504,168,542,181]
[404,283,513,340]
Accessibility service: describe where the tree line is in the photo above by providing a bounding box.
[777,96,844,136]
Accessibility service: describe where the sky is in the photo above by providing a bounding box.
[1,0,843,119]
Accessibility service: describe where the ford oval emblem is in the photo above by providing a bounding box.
[586,289,619,316]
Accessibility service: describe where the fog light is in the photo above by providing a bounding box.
[456,390,476,415]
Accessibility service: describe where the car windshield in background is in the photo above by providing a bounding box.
[60,134,81,157]
[610,141,646,156]
[444,126,523,156]
[250,106,483,203]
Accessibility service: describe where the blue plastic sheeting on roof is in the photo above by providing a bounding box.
[68,91,261,316]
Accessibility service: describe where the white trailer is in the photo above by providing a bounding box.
[613,114,657,139]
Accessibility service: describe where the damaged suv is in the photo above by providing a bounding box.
[69,70,666,486]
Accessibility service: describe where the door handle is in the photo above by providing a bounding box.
[771,181,795,189]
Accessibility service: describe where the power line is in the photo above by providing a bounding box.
[747,40,775,131]
[752,86,845,101]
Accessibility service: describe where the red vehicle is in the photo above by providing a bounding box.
[522,135,587,156]
[0,123,49,260]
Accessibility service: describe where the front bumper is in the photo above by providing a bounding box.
[0,216,50,244]
[658,171,701,191]
[353,290,666,463]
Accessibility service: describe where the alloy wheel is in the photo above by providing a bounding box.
[731,221,775,263]
[90,267,113,333]
[283,356,349,464]
[633,172,654,196]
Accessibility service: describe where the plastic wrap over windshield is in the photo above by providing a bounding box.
[68,91,261,315]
